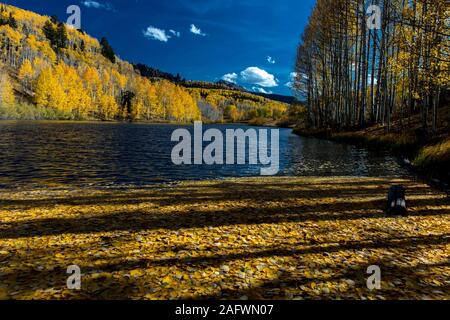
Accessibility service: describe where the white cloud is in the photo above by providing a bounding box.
[240,67,278,88]
[267,56,276,64]
[169,30,181,37]
[81,1,113,11]
[143,26,171,42]
[190,24,207,36]
[285,72,298,88]
[252,87,273,94]
[285,82,293,88]
[221,73,238,84]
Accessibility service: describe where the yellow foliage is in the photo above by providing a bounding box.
[18,59,33,87]
[53,63,92,117]
[34,66,65,110]
[225,105,240,122]
[414,139,450,169]
[0,177,449,300]
[0,25,22,44]
[190,88,288,122]
[0,73,15,106]
[98,93,118,120]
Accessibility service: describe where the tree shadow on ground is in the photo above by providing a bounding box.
[1,233,448,299]
[0,196,448,239]
[0,177,448,299]
[0,179,440,210]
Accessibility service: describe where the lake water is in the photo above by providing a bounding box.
[0,121,410,189]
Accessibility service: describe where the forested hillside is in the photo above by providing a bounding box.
[189,88,288,122]
[0,3,288,122]
[294,0,449,133]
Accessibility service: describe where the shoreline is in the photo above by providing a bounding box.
[293,128,450,193]
[0,119,280,127]
[1,176,448,300]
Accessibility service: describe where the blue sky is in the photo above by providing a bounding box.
[5,0,315,96]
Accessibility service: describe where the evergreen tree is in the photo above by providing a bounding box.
[100,37,116,63]
[55,22,68,50]
[50,15,59,24]
[120,90,135,117]
[43,20,67,51]
[7,13,17,29]
[43,20,56,45]
[0,6,6,26]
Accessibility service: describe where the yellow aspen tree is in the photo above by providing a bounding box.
[0,25,22,67]
[54,63,92,118]
[34,66,65,110]
[34,67,55,108]
[83,66,101,101]
[53,63,72,113]
[0,73,15,106]
[98,93,118,120]
[111,68,127,93]
[144,82,158,120]
[101,69,111,93]
[18,59,33,90]
[129,76,148,120]
[32,57,48,75]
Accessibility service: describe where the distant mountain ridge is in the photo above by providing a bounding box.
[133,64,296,105]
[251,92,297,104]
[133,63,185,83]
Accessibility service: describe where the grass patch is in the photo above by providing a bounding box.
[414,139,450,176]
[295,129,420,157]
[293,128,332,139]
[0,103,75,120]
[333,132,419,156]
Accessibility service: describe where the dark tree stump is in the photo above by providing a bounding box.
[387,185,407,216]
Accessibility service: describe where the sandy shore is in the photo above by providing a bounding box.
[0,176,449,300]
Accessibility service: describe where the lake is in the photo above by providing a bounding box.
[0,121,410,189]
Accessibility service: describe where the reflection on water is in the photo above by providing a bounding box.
[0,121,410,189]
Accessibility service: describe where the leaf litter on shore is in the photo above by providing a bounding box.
[0,177,449,300]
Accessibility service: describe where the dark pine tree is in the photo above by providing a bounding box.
[7,13,17,29]
[0,6,7,26]
[100,37,116,64]
[50,15,59,24]
[43,20,68,52]
[120,90,136,118]
[56,23,68,49]
[43,20,56,45]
